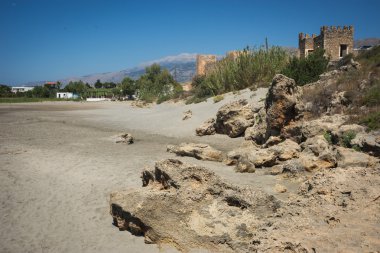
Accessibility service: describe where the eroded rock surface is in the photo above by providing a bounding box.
[265,74,303,138]
[196,118,216,136]
[110,159,280,252]
[115,133,134,144]
[167,143,224,162]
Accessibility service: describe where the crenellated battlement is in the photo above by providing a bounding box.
[299,25,354,60]
[321,25,354,34]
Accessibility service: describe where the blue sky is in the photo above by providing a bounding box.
[1,0,379,85]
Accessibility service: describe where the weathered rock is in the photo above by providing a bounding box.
[110,159,280,252]
[269,139,301,161]
[182,110,192,120]
[227,145,277,168]
[337,147,379,168]
[299,135,337,170]
[327,91,350,114]
[274,184,287,193]
[265,74,303,138]
[351,131,380,157]
[262,136,283,148]
[214,99,255,138]
[167,143,224,162]
[195,118,216,136]
[227,139,300,170]
[115,133,134,144]
[244,107,267,144]
[283,115,349,142]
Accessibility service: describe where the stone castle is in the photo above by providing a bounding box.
[299,25,354,61]
[196,55,217,76]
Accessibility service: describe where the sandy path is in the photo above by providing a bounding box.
[0,89,293,253]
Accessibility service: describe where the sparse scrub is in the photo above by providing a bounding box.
[213,95,224,103]
[341,131,357,148]
[359,111,380,130]
[189,46,288,102]
[323,131,333,145]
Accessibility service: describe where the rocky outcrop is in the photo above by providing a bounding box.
[351,131,380,157]
[226,139,301,170]
[167,143,224,162]
[110,159,280,252]
[265,74,303,138]
[115,133,134,144]
[214,99,255,138]
[337,147,379,168]
[195,118,216,136]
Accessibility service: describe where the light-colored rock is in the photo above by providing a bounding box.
[244,107,267,144]
[115,133,134,144]
[274,184,287,193]
[215,99,255,137]
[269,139,301,161]
[182,110,192,120]
[167,143,224,162]
[351,131,380,157]
[337,147,379,168]
[195,118,216,136]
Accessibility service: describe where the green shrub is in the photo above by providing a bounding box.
[213,95,224,103]
[185,96,207,104]
[282,48,329,85]
[323,131,333,145]
[341,130,357,148]
[136,63,182,103]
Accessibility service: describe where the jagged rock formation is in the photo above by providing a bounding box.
[265,74,303,138]
[167,143,224,162]
[110,159,280,252]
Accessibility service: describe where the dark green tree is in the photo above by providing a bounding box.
[282,48,329,85]
[136,63,182,103]
[94,79,102,89]
[120,77,136,96]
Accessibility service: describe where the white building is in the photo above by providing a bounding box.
[57,92,74,99]
[11,87,34,93]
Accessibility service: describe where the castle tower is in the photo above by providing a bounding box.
[298,25,354,61]
[196,54,217,76]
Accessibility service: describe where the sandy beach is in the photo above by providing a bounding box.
[1,89,293,253]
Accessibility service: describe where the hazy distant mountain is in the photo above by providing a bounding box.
[354,38,380,48]
[58,53,197,85]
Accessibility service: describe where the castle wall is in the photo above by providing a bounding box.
[298,26,354,61]
[196,55,217,76]
[321,26,354,61]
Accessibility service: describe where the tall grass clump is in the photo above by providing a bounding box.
[190,46,289,101]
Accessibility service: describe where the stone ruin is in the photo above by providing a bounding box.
[196,54,217,76]
[299,25,354,61]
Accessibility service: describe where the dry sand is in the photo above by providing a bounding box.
[0,89,294,253]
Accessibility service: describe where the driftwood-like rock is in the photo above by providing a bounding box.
[110,159,280,252]
[115,133,134,144]
[167,143,224,162]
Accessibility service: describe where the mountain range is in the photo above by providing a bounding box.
[20,38,380,87]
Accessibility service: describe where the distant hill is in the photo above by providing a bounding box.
[354,38,380,48]
[58,53,197,85]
